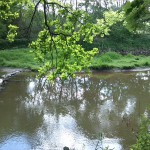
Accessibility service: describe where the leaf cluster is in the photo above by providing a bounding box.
[123,0,150,31]
[30,2,123,81]
[0,0,32,41]
[0,0,124,81]
[0,0,19,20]
[30,2,122,80]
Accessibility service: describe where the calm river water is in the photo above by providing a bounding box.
[0,70,150,150]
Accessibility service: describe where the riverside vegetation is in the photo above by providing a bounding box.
[0,48,150,71]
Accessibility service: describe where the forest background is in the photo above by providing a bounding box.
[0,0,149,53]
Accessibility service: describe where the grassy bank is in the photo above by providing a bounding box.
[0,48,40,70]
[0,48,150,71]
[91,51,150,70]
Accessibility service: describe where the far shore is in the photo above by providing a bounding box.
[0,48,150,77]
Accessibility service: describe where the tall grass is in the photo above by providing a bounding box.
[0,48,40,70]
[91,52,150,70]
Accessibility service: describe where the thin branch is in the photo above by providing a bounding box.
[43,0,71,37]
[28,0,42,31]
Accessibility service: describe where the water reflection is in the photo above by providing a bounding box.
[0,71,150,150]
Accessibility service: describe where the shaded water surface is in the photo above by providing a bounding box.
[0,70,150,150]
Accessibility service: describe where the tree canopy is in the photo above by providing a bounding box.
[1,0,149,80]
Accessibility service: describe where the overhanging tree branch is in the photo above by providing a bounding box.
[28,0,42,36]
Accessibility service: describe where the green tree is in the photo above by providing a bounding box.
[0,0,33,41]
[0,0,19,40]
[0,0,19,20]
[0,0,123,80]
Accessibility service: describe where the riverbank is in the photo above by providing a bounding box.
[0,48,150,71]
[0,48,40,71]
[91,51,150,70]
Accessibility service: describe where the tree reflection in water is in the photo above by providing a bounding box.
[0,71,149,149]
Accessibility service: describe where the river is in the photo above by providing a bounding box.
[0,69,150,150]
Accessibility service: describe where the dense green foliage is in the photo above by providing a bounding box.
[0,0,149,52]
[87,31,150,53]
[124,0,150,31]
[0,0,28,41]
[30,7,123,80]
